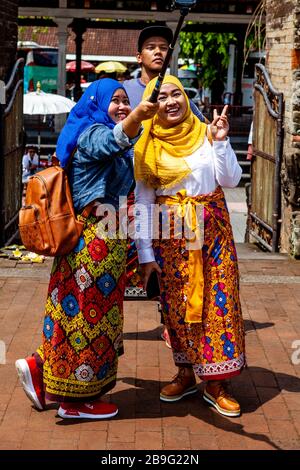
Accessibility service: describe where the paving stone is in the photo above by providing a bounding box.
[0,251,300,450]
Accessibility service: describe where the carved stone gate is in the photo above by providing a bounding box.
[247,63,284,252]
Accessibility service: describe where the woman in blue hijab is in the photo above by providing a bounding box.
[16,78,158,420]
[56,78,123,168]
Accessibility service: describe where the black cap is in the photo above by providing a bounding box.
[138,26,173,52]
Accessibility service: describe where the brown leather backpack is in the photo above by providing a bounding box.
[19,166,91,256]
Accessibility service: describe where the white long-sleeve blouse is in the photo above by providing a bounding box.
[134,137,242,264]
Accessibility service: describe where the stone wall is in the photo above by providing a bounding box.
[0,0,18,81]
[266,0,300,256]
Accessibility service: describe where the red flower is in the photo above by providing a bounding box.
[80,285,103,311]
[83,302,102,324]
[88,238,108,262]
[92,336,110,355]
[52,359,71,378]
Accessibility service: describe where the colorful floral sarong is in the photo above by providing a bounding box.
[36,212,127,402]
[154,186,245,381]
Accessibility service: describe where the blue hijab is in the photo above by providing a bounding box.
[56,78,127,168]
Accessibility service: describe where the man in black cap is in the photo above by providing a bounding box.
[123,25,206,119]
[123,26,172,109]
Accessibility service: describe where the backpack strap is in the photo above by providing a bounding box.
[53,147,93,220]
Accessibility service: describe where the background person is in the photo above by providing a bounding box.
[15,78,158,420]
[22,145,39,203]
[124,25,206,122]
[134,76,245,418]
[247,121,253,160]
[22,145,39,185]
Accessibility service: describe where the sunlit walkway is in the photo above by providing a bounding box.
[0,240,299,450]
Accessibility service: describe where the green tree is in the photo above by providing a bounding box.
[179,31,237,88]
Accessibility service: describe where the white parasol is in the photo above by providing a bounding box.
[23,82,75,161]
[24,89,75,115]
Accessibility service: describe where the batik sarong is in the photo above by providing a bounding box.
[36,211,127,402]
[154,186,245,381]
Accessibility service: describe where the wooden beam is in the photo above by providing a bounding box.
[18,8,256,24]
[18,17,250,34]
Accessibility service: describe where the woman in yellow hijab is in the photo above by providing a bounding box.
[134,75,207,189]
[134,75,245,418]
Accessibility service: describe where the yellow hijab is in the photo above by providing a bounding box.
[134,75,207,189]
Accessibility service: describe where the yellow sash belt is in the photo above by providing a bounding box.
[157,189,204,324]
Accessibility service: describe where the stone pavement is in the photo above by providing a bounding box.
[0,245,300,451]
[224,187,247,243]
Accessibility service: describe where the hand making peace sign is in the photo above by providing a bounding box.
[210,105,229,141]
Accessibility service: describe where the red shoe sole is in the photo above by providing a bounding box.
[15,359,45,410]
[57,407,118,419]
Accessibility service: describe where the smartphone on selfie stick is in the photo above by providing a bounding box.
[148,0,197,103]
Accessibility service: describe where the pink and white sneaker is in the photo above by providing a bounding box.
[58,400,118,419]
[15,356,45,410]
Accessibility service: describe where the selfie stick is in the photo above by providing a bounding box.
[149,0,197,103]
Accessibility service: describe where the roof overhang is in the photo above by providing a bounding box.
[18,8,255,25]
